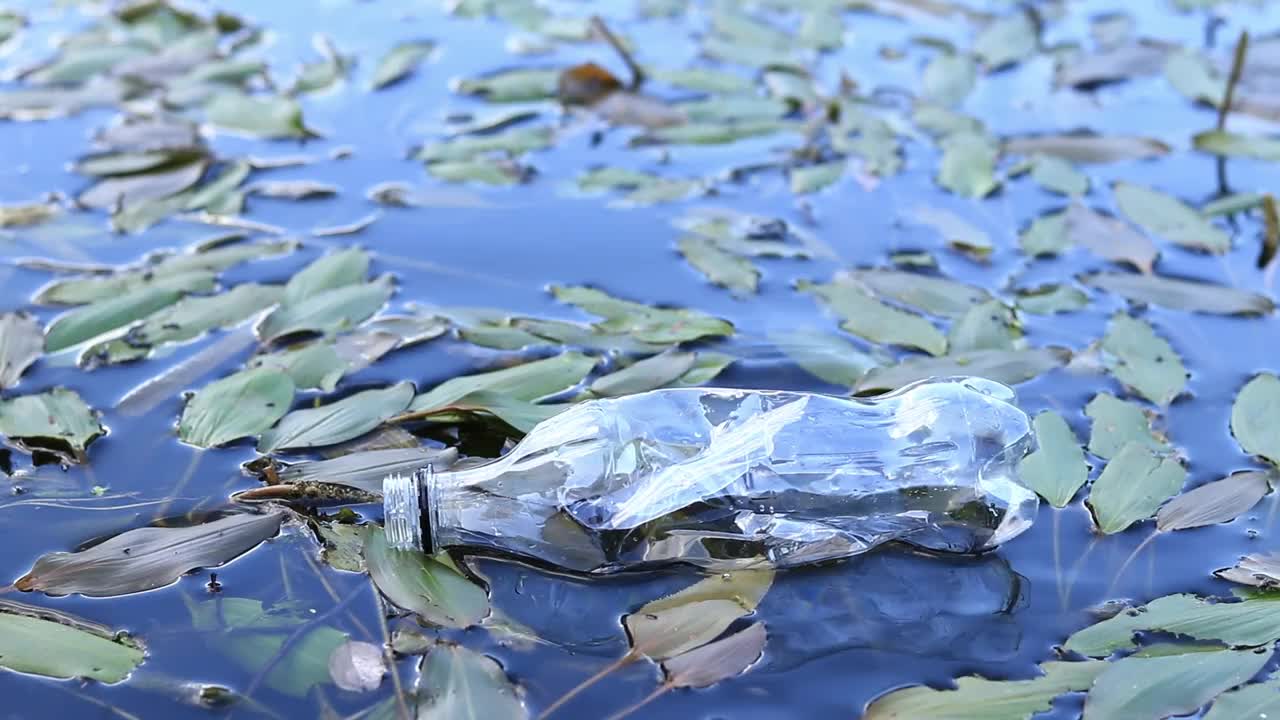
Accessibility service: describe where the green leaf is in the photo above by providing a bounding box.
[416,126,553,163]
[1067,594,1280,657]
[591,351,698,397]
[1084,649,1270,720]
[798,278,947,355]
[671,351,735,387]
[1065,203,1158,274]
[922,53,977,107]
[444,391,571,433]
[1003,134,1170,163]
[626,567,774,660]
[948,300,1017,352]
[553,285,734,343]
[1029,155,1089,196]
[258,275,394,341]
[0,388,103,461]
[179,368,296,448]
[677,235,759,294]
[365,528,489,628]
[1232,374,1280,465]
[411,352,597,413]
[0,312,42,389]
[790,160,846,194]
[639,119,793,145]
[907,206,993,260]
[1015,284,1089,315]
[258,382,414,453]
[368,40,435,90]
[1114,182,1231,254]
[769,329,883,386]
[1201,191,1266,217]
[1085,392,1166,459]
[15,513,283,597]
[1019,210,1069,257]
[650,67,754,94]
[426,158,527,185]
[206,92,315,139]
[1193,130,1280,162]
[974,11,1038,70]
[455,67,560,102]
[938,131,1000,198]
[1164,48,1225,106]
[1100,313,1187,405]
[44,272,215,352]
[250,342,347,392]
[284,247,371,305]
[662,622,767,688]
[75,148,207,177]
[1088,442,1186,534]
[1157,470,1272,532]
[1020,411,1089,508]
[864,661,1106,720]
[857,347,1069,393]
[679,95,790,123]
[1203,677,1280,720]
[188,597,347,698]
[415,642,528,718]
[0,603,144,683]
[1080,272,1274,315]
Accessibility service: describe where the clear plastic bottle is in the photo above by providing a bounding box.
[382,377,1038,573]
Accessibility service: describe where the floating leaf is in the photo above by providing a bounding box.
[0,313,42,389]
[1232,374,1280,465]
[1164,48,1225,106]
[922,53,977,107]
[179,367,294,448]
[864,661,1106,720]
[1088,442,1186,534]
[16,513,283,597]
[1064,203,1158,274]
[369,40,435,90]
[1080,272,1275,315]
[1100,313,1187,405]
[44,272,215,352]
[790,160,846,194]
[1084,648,1270,720]
[1216,552,1280,589]
[250,342,346,393]
[1114,182,1231,254]
[365,528,488,628]
[410,352,596,414]
[650,67,754,94]
[1055,41,1168,88]
[626,568,773,661]
[258,275,394,341]
[258,382,414,453]
[553,286,734,343]
[677,235,759,295]
[662,622,766,688]
[1085,392,1166,459]
[0,602,144,683]
[1193,130,1280,162]
[277,448,454,494]
[1067,593,1280,657]
[416,127,553,163]
[857,347,1069,393]
[247,180,338,200]
[948,300,1017,352]
[770,329,883,386]
[1015,284,1089,314]
[415,642,527,719]
[1202,678,1280,720]
[206,92,315,140]
[938,131,1000,198]
[672,352,735,387]
[79,158,209,210]
[799,278,947,355]
[284,248,370,305]
[1029,155,1089,196]
[1157,471,1271,531]
[426,158,527,185]
[328,640,385,693]
[439,391,571,433]
[589,351,698,398]
[316,522,368,573]
[0,388,103,461]
[1020,210,1069,257]
[907,206,993,259]
[1201,192,1266,217]
[974,11,1037,70]
[1020,411,1089,508]
[1003,134,1170,163]
[455,67,560,102]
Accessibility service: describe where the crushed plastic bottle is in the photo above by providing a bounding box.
[383,377,1038,574]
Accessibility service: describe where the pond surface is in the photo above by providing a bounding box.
[1,0,1279,718]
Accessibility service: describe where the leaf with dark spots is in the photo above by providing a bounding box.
[44,272,215,353]
[0,313,43,389]
[15,513,283,597]
[179,368,296,448]
[1081,272,1275,315]
[1157,471,1272,531]
[0,388,103,462]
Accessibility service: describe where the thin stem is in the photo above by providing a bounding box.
[1105,531,1161,599]
[1216,30,1250,131]
[604,684,671,720]
[1053,509,1066,610]
[243,583,365,700]
[376,596,411,720]
[304,551,375,641]
[155,450,203,522]
[591,16,644,90]
[47,681,142,720]
[1060,536,1099,609]
[537,651,637,720]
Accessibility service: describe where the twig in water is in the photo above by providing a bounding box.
[538,652,638,720]
[591,16,644,90]
[1216,30,1250,131]
[242,583,367,700]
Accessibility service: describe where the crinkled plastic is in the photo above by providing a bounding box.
[383,377,1038,573]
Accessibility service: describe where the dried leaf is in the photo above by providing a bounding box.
[1157,471,1271,531]
[662,622,766,688]
[44,272,215,352]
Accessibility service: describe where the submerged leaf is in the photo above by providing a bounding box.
[0,388,103,461]
[365,529,489,628]
[799,278,947,355]
[276,447,454,494]
[1020,411,1089,508]
[328,640,385,693]
[770,329,883,386]
[258,382,414,453]
[1232,374,1280,465]
[179,368,295,448]
[865,661,1106,720]
[0,603,144,682]
[1088,442,1186,534]
[1157,471,1271,531]
[662,622,766,688]
[1100,313,1187,405]
[1081,272,1275,315]
[626,568,773,661]
[0,313,43,389]
[857,348,1069,393]
[16,513,283,597]
[1114,182,1231,254]
[415,642,527,718]
[1083,649,1270,720]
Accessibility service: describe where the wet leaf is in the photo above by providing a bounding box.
[16,513,283,597]
[206,92,315,140]
[247,180,338,200]
[1100,313,1187,405]
[1080,272,1275,315]
[283,247,370,305]
[650,67,754,94]
[328,640,385,693]
[626,567,773,660]
[1020,411,1089,508]
[662,622,766,688]
[1202,678,1280,720]
[856,347,1069,393]
[179,368,295,448]
[672,352,735,387]
[75,148,207,177]
[1084,648,1270,720]
[1201,192,1265,218]
[79,158,209,210]
[591,351,698,397]
[922,53,977,107]
[1055,41,1169,88]
[841,269,992,319]
[948,300,1017,352]
[790,160,846,194]
[1020,210,1069,257]
[1157,471,1271,531]
[591,91,686,130]
[638,120,793,146]
[44,272,215,352]
[443,391,571,433]
[1216,552,1280,589]
[369,40,435,90]
[416,126,553,163]
[1015,284,1089,315]
[937,131,1000,198]
[1002,134,1170,163]
[258,275,394,341]
[250,342,347,392]
[0,602,145,682]
[974,11,1037,70]
[455,67,560,102]
[365,528,489,628]
[799,278,946,355]
[553,285,734,343]
[1193,130,1280,162]
[1085,392,1167,459]
[0,313,43,389]
[907,206,992,259]
[1165,48,1225,106]
[313,212,382,237]
[677,235,759,294]
[1064,203,1158,274]
[1029,155,1089,196]
[864,660,1106,720]
[770,329,883,386]
[258,382,414,453]
[1088,442,1186,534]
[278,447,454,495]
[1114,182,1231,254]
[316,522,368,573]
[0,201,58,227]
[415,642,527,718]
[0,388,103,461]
[1067,593,1280,657]
[410,352,596,414]
[1232,374,1280,465]
[427,158,528,185]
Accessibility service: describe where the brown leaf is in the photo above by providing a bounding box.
[1156,470,1272,531]
[1065,202,1158,274]
[662,622,766,689]
[558,62,622,105]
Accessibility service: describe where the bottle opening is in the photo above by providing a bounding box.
[383,471,425,551]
